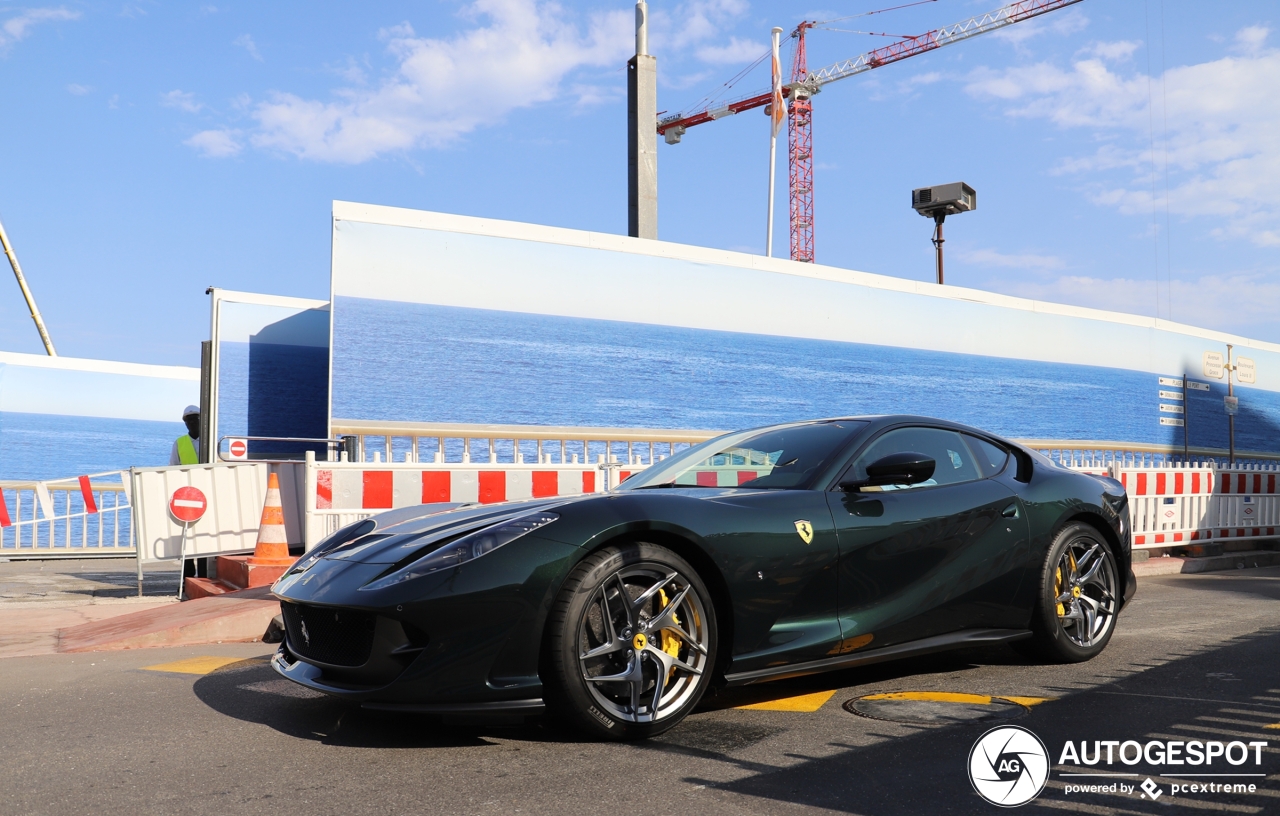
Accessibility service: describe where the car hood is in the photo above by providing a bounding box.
[306,486,782,566]
[318,497,572,565]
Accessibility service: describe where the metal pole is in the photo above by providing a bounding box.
[766,27,782,258]
[1182,375,1189,463]
[933,212,946,285]
[177,521,189,600]
[0,216,57,356]
[627,1,658,239]
[1227,344,1235,467]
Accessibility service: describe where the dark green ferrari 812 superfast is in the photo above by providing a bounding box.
[271,415,1136,739]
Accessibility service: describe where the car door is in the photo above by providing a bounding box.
[708,488,844,675]
[824,426,1029,653]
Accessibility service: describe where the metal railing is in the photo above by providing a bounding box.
[331,423,1280,471]
[330,419,719,468]
[1019,439,1280,470]
[0,472,133,558]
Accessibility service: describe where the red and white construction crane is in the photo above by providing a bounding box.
[657,0,1083,263]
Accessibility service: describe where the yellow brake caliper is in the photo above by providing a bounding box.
[1055,567,1064,617]
[1055,552,1078,618]
[658,589,682,679]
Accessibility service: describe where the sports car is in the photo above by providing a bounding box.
[270,415,1136,739]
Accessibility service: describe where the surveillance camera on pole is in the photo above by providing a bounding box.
[911,182,976,285]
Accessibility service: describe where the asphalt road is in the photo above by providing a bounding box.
[5,567,1280,816]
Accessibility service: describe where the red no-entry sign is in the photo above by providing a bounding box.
[169,486,208,524]
[228,438,248,460]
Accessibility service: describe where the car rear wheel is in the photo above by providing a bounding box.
[544,543,717,740]
[1020,522,1119,663]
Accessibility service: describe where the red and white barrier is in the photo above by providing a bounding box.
[303,459,626,546]
[315,466,602,510]
[1118,465,1279,548]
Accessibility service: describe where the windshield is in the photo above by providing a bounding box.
[620,420,869,491]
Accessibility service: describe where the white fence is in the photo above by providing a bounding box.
[1117,463,1280,548]
[130,462,305,567]
[0,472,133,558]
[330,419,712,467]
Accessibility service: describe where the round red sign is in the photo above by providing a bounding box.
[169,486,208,524]
[229,439,247,459]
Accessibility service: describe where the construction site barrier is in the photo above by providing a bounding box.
[1117,464,1280,548]
[0,472,132,558]
[303,453,616,546]
[131,462,305,569]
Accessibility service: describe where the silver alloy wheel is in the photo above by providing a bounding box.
[1054,539,1118,648]
[577,565,711,724]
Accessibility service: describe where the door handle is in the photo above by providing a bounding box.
[1001,503,1020,519]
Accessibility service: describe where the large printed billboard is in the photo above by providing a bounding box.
[329,201,1280,453]
[0,351,199,481]
[209,289,329,460]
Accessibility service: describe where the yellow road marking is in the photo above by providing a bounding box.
[1000,696,1056,707]
[737,690,838,712]
[141,656,245,675]
[1265,724,1280,730]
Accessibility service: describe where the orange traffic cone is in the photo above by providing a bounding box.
[248,472,293,566]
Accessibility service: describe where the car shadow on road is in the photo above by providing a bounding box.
[191,656,589,749]
[670,625,1280,815]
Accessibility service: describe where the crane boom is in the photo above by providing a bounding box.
[658,0,1080,139]
[806,0,1082,89]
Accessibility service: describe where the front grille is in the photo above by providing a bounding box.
[281,602,376,667]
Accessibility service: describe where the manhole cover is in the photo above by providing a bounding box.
[844,691,1030,724]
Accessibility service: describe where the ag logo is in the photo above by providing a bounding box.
[968,725,1049,807]
[794,520,814,544]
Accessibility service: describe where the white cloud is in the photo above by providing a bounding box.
[957,248,1066,272]
[0,7,79,49]
[1233,24,1269,55]
[245,0,632,163]
[965,27,1280,247]
[185,129,242,158]
[234,33,263,62]
[160,90,203,113]
[1002,272,1280,341]
[695,36,765,66]
[66,83,91,95]
[1078,40,1140,62]
[645,0,748,52]
[570,83,622,109]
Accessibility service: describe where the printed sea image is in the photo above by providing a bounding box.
[0,412,181,552]
[332,296,1280,453]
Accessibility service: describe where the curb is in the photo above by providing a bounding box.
[57,586,278,653]
[1134,549,1280,578]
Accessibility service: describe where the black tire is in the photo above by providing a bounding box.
[1019,522,1120,663]
[544,542,718,740]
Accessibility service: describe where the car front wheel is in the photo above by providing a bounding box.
[544,543,717,740]
[1021,522,1120,663]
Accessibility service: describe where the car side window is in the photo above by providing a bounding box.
[849,427,982,489]
[963,434,1010,478]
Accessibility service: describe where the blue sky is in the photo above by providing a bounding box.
[0,0,1276,366]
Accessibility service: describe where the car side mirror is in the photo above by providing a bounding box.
[840,451,936,491]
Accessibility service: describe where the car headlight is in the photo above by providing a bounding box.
[359,511,559,591]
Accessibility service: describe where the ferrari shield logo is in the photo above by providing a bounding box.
[794,520,814,544]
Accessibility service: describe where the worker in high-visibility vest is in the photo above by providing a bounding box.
[169,405,201,466]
